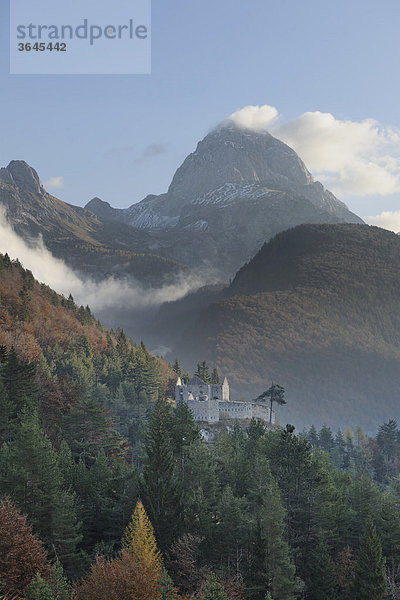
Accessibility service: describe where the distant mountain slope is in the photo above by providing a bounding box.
[169,224,400,431]
[0,161,186,284]
[86,123,362,276]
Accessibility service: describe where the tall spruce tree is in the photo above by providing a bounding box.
[201,574,227,600]
[195,361,211,384]
[171,401,200,462]
[24,575,54,600]
[215,484,248,573]
[0,347,37,427]
[210,368,220,384]
[140,397,182,551]
[247,456,297,600]
[1,413,81,567]
[352,516,388,600]
[305,535,337,600]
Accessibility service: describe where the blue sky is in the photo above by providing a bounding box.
[1,0,400,226]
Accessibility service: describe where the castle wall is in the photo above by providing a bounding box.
[219,401,253,420]
[252,402,274,424]
[186,399,219,422]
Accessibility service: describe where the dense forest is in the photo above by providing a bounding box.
[2,252,400,599]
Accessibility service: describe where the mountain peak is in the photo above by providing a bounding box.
[86,197,110,210]
[167,123,313,202]
[4,160,43,194]
[85,197,123,222]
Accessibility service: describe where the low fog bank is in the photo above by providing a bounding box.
[0,209,207,348]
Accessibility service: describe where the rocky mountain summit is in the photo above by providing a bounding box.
[86,123,363,275]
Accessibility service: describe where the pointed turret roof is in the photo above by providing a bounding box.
[223,376,229,385]
[176,377,182,386]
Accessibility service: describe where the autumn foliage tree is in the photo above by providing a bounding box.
[122,499,162,572]
[0,498,50,598]
[74,551,158,600]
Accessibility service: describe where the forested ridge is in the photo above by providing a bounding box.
[1,251,400,600]
[171,224,400,430]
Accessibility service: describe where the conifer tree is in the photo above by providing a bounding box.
[173,359,182,377]
[211,368,220,384]
[201,574,227,600]
[3,412,63,542]
[307,425,319,447]
[1,413,82,565]
[158,569,181,600]
[171,401,200,460]
[140,397,182,551]
[254,383,286,424]
[3,252,11,268]
[379,491,400,567]
[1,347,37,422]
[51,490,83,575]
[352,516,388,600]
[318,425,334,454]
[19,284,31,322]
[24,574,54,600]
[305,535,337,600]
[0,379,13,444]
[122,500,162,572]
[195,361,210,383]
[215,485,248,572]
[47,561,73,600]
[247,456,297,600]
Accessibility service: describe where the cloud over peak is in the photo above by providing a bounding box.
[226,104,279,131]
[225,104,400,198]
[45,175,64,190]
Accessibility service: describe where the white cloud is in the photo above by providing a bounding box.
[0,208,203,312]
[45,176,64,189]
[227,104,278,131]
[365,210,400,233]
[226,105,400,197]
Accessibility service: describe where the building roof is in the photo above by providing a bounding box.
[188,375,207,386]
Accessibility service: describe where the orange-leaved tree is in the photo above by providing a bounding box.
[122,499,163,572]
[74,551,158,600]
[0,497,51,598]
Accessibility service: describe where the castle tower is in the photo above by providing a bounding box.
[222,376,229,401]
[175,377,185,407]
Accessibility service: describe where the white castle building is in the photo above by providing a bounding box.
[175,375,275,424]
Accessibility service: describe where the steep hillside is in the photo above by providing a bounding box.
[0,252,173,437]
[170,224,400,430]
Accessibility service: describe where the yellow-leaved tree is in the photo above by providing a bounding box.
[122,500,162,573]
